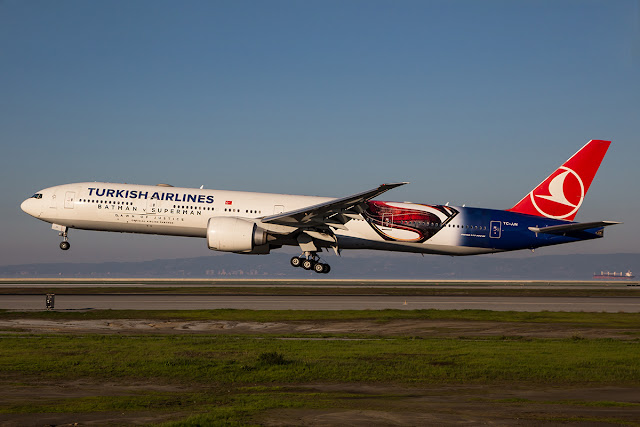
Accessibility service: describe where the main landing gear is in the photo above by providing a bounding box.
[290,253,331,274]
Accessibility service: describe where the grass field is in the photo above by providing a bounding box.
[1,309,639,425]
[3,334,639,385]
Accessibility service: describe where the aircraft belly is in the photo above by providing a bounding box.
[337,235,497,255]
[55,218,206,238]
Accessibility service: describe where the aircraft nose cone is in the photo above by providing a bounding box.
[21,198,38,217]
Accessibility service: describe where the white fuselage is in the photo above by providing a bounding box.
[21,182,493,256]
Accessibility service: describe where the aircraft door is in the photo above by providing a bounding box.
[64,192,76,209]
[381,212,394,228]
[490,221,501,238]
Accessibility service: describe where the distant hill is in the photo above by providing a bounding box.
[1,253,638,280]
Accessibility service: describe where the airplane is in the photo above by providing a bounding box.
[21,140,619,274]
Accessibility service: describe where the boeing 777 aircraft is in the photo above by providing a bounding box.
[21,140,618,274]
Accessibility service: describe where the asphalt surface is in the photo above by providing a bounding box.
[1,294,639,312]
[0,279,638,289]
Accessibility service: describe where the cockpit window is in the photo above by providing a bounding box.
[31,193,43,199]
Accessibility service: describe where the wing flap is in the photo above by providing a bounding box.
[304,230,337,243]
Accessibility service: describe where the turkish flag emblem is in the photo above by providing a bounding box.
[530,167,584,219]
[225,201,232,205]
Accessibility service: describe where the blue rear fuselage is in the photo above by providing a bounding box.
[454,206,602,252]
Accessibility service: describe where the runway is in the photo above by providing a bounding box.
[1,279,638,289]
[1,294,638,312]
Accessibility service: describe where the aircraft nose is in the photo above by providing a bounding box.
[21,198,38,217]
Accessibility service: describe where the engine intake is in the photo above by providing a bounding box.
[207,217,269,254]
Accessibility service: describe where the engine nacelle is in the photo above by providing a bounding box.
[206,217,269,254]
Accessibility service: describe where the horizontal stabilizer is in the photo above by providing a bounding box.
[528,221,621,235]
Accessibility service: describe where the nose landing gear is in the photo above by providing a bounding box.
[57,226,70,250]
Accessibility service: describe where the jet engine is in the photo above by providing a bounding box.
[206,217,270,254]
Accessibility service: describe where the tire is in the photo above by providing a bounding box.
[302,259,314,270]
[290,257,302,268]
[60,241,70,251]
[314,263,325,273]
[322,264,331,274]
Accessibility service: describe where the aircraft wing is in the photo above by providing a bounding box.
[261,182,408,228]
[528,221,621,235]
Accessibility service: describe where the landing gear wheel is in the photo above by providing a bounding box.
[313,262,331,274]
[59,241,70,251]
[302,259,315,270]
[290,257,303,268]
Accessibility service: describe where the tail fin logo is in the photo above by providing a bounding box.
[530,166,584,219]
[508,140,610,221]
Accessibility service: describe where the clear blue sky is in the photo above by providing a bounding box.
[1,1,638,266]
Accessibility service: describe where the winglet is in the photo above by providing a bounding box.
[376,182,410,194]
[508,140,610,221]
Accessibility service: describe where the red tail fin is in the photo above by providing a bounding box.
[508,140,611,221]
